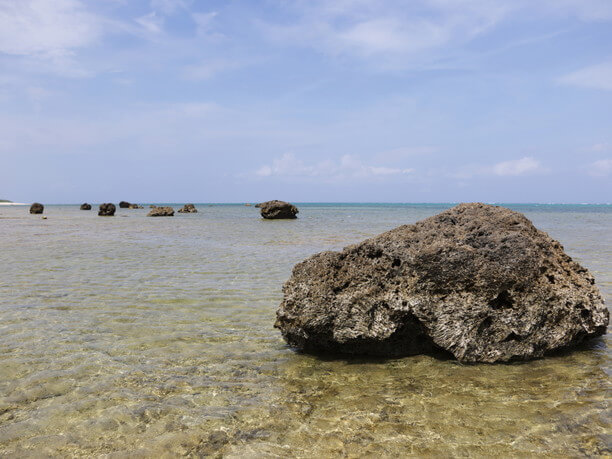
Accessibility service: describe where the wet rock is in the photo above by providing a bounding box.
[177,203,197,213]
[128,203,143,209]
[98,203,116,216]
[275,203,608,363]
[29,203,44,214]
[258,200,299,219]
[80,203,91,210]
[119,201,131,208]
[147,206,174,217]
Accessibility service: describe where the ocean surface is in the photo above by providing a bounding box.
[0,203,610,457]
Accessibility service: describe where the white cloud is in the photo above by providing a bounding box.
[150,0,189,15]
[254,153,413,181]
[0,0,104,57]
[452,156,544,179]
[587,159,612,177]
[491,157,542,176]
[558,61,612,91]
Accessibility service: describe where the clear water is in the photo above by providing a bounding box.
[0,204,610,457]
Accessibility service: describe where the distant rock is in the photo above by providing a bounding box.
[119,201,130,208]
[177,203,197,213]
[80,203,91,210]
[29,203,44,214]
[147,206,174,217]
[128,203,143,209]
[245,203,252,206]
[275,203,608,363]
[98,203,116,216]
[258,200,299,219]
[149,205,157,208]
[254,203,262,208]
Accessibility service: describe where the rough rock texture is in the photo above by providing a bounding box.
[275,203,608,363]
[29,203,44,214]
[177,203,198,213]
[128,203,143,209]
[147,206,174,217]
[119,201,131,208]
[98,203,116,216]
[80,203,91,210]
[259,200,299,219]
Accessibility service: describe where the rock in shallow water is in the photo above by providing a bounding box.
[275,203,608,363]
[98,203,115,216]
[177,203,197,213]
[80,203,91,210]
[147,206,174,217]
[29,202,44,214]
[258,200,298,219]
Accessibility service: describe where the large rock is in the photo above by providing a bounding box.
[147,206,174,217]
[177,203,197,213]
[98,203,116,216]
[275,203,608,363]
[29,203,44,214]
[258,200,298,219]
[80,203,91,210]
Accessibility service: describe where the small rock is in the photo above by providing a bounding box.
[147,206,174,217]
[98,203,116,216]
[128,203,143,209]
[80,203,91,210]
[30,203,44,214]
[258,200,299,219]
[177,204,197,213]
[42,216,47,220]
[149,205,157,208]
[119,201,131,208]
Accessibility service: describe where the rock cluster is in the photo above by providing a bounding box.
[258,200,299,219]
[29,203,44,214]
[275,203,608,363]
[98,203,116,216]
[177,203,197,213]
[80,203,91,210]
[129,203,143,209]
[147,206,174,217]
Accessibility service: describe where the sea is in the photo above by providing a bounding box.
[0,203,610,457]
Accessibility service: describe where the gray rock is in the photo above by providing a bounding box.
[128,203,143,209]
[98,203,116,216]
[177,203,197,213]
[80,203,91,210]
[147,206,174,217]
[275,203,608,363]
[29,203,44,214]
[258,200,298,219]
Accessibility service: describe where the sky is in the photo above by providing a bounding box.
[0,0,611,203]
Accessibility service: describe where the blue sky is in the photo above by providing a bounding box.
[0,0,611,203]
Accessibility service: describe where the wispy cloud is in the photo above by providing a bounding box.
[135,11,164,34]
[586,159,612,177]
[453,156,544,179]
[558,61,612,91]
[254,153,413,181]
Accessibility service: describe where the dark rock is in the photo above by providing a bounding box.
[275,203,608,363]
[119,201,130,208]
[29,203,44,214]
[149,205,157,208]
[80,203,91,210]
[147,206,174,217]
[258,200,299,219]
[254,203,262,208]
[98,203,116,216]
[177,203,197,213]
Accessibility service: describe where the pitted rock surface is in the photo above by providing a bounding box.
[98,203,116,216]
[178,204,197,213]
[259,200,298,219]
[29,203,44,214]
[275,203,608,363]
[147,206,174,217]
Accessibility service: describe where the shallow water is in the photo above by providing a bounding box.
[0,204,610,457]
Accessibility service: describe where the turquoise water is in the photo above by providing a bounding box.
[0,203,610,457]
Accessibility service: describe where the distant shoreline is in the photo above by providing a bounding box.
[0,202,27,206]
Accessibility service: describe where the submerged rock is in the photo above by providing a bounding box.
[258,200,299,219]
[98,203,116,216]
[29,203,44,214]
[147,206,174,217]
[275,203,608,363]
[177,203,197,213]
[80,203,91,210]
[128,203,143,209]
